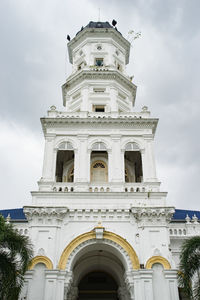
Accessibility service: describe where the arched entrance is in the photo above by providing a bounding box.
[60,230,139,300]
[78,271,118,300]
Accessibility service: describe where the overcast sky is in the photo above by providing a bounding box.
[0,0,200,211]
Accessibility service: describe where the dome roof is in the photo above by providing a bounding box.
[75,21,122,37]
[85,21,113,29]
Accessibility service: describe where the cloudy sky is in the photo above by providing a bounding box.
[0,0,199,211]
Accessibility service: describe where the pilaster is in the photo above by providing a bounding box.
[143,135,157,182]
[42,135,56,181]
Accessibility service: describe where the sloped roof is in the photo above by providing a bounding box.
[0,208,199,222]
[85,21,113,29]
[0,208,26,220]
[172,209,200,220]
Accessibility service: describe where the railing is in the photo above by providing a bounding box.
[169,228,187,236]
[50,182,160,193]
[47,110,150,119]
[52,183,75,192]
[124,182,160,193]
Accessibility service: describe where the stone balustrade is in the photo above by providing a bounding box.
[47,110,150,119]
[51,182,160,193]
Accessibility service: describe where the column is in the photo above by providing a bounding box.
[44,270,65,300]
[139,270,154,300]
[21,270,34,300]
[143,136,157,182]
[141,149,147,182]
[121,149,125,182]
[110,87,118,112]
[77,135,88,182]
[110,135,123,182]
[42,135,55,181]
[164,270,179,300]
[80,87,89,111]
[73,149,78,182]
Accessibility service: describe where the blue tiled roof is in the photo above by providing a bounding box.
[172,209,200,220]
[0,208,199,221]
[0,208,26,220]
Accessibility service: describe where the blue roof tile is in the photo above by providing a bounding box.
[0,208,26,220]
[172,209,200,220]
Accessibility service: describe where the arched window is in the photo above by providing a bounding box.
[124,142,143,183]
[56,142,74,182]
[92,142,107,151]
[58,142,73,151]
[125,142,140,151]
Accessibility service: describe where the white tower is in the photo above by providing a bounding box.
[21,21,180,300]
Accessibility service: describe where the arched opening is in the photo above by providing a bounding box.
[124,142,143,182]
[90,142,108,183]
[61,230,140,300]
[55,142,74,182]
[65,244,131,300]
[78,271,118,300]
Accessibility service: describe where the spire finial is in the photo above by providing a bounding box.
[98,8,101,21]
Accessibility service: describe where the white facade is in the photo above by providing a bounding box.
[7,21,200,300]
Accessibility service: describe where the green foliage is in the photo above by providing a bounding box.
[0,214,33,300]
[178,236,200,300]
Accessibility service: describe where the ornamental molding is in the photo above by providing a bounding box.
[145,255,171,270]
[131,207,175,224]
[41,118,158,135]
[24,206,68,221]
[29,255,53,270]
[66,208,131,221]
[63,70,136,95]
[58,230,140,271]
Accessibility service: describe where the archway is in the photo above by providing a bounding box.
[60,230,139,300]
[66,245,129,300]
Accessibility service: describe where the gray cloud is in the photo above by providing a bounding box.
[0,0,199,210]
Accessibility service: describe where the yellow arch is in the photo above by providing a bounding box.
[58,230,140,270]
[145,256,171,270]
[29,255,53,270]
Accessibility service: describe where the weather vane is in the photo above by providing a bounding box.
[127,30,141,44]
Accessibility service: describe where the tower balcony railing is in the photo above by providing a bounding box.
[42,181,160,193]
[47,110,150,119]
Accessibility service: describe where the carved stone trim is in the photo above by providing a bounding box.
[131,207,175,224]
[145,255,171,269]
[58,230,140,271]
[24,206,68,221]
[29,255,53,270]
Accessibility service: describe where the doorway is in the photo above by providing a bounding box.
[78,271,119,300]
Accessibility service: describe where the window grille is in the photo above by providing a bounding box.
[92,142,106,151]
[125,142,140,151]
[58,142,73,150]
[93,162,105,168]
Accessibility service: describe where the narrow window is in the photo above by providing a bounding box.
[95,58,103,67]
[93,105,105,112]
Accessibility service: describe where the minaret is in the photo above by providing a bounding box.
[23,21,179,300]
[39,21,159,192]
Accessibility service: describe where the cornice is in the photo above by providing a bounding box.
[24,206,68,221]
[131,206,175,224]
[40,117,158,135]
[62,70,137,96]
